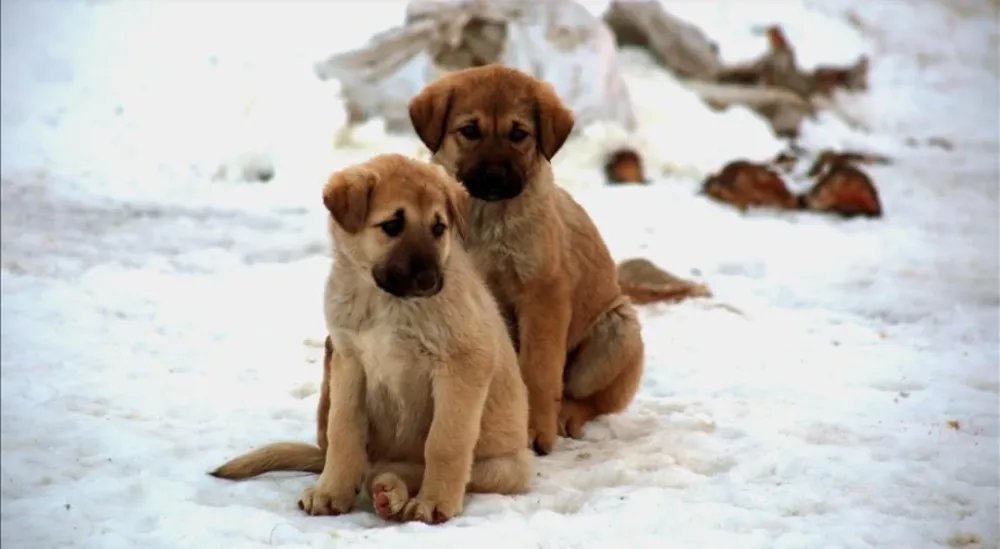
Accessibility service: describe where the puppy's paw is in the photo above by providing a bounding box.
[529,420,558,456]
[557,401,590,439]
[401,496,458,525]
[371,473,410,522]
[298,484,355,516]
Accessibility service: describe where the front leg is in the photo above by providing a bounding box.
[316,335,333,451]
[299,345,368,516]
[517,280,572,456]
[404,353,491,524]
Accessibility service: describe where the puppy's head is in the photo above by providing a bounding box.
[408,65,575,202]
[323,154,468,299]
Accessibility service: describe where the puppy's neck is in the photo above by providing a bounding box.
[463,162,555,244]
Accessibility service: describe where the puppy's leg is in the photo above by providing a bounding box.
[298,348,368,516]
[466,448,533,495]
[316,335,333,451]
[517,284,572,455]
[402,356,492,524]
[560,301,644,438]
[367,449,533,522]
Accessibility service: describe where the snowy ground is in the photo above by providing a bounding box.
[1,1,998,548]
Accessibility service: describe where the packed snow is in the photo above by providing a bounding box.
[1,1,997,548]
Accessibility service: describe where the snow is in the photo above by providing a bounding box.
[1,0,997,548]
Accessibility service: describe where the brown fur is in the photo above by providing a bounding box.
[211,154,531,524]
[407,65,645,455]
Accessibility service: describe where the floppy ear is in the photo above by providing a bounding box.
[443,177,469,240]
[408,80,454,152]
[322,166,377,234]
[533,80,575,161]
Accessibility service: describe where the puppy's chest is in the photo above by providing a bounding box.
[347,329,425,388]
[328,300,439,402]
[465,225,534,289]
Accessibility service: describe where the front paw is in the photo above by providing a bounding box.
[298,484,356,516]
[529,415,559,456]
[401,496,459,525]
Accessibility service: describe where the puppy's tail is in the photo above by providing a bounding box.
[209,442,325,480]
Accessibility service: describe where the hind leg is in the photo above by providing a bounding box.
[560,302,645,438]
[366,463,423,522]
[365,449,533,524]
[466,448,533,495]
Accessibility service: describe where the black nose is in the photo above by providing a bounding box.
[413,268,438,292]
[483,164,507,183]
[408,255,441,295]
[460,161,524,202]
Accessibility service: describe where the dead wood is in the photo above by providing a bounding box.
[716,26,812,98]
[805,148,892,178]
[602,0,722,80]
[810,56,870,97]
[768,146,805,173]
[602,2,872,138]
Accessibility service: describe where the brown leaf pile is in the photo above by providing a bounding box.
[618,258,711,305]
[702,149,886,218]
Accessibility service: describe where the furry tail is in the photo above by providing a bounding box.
[209,442,325,480]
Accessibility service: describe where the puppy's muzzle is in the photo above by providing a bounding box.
[373,254,443,299]
[461,162,524,202]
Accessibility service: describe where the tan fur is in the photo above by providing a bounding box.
[211,154,531,525]
[317,335,333,451]
[407,65,645,455]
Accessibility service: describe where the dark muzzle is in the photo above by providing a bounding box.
[460,161,524,202]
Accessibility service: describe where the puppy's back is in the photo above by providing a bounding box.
[551,187,623,347]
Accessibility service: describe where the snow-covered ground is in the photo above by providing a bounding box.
[1,0,997,548]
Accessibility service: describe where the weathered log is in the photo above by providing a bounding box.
[602,3,871,139]
[810,56,870,97]
[602,0,722,80]
[681,79,816,138]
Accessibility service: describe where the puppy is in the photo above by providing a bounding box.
[210,154,532,524]
[407,65,646,455]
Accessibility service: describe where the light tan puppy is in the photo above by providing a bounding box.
[407,65,646,456]
[210,154,531,524]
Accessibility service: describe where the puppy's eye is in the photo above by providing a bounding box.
[431,221,447,238]
[379,211,405,237]
[509,127,528,143]
[459,123,481,140]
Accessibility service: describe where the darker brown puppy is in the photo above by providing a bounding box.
[406,65,645,455]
